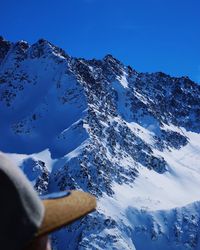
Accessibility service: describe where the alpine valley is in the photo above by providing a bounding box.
[1,37,200,250]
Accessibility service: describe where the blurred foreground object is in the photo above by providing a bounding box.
[0,153,96,250]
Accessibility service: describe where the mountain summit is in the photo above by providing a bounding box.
[0,38,200,250]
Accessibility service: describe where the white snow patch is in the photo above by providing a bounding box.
[117,72,129,89]
[126,121,155,145]
[133,90,149,104]
[3,149,55,172]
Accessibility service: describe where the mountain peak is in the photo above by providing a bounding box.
[103,54,121,64]
[14,40,29,50]
[0,38,200,250]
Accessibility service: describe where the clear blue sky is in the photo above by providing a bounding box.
[1,0,200,83]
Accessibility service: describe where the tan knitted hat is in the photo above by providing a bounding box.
[37,190,96,236]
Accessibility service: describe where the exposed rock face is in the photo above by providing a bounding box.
[21,158,49,195]
[0,37,200,250]
[0,36,12,64]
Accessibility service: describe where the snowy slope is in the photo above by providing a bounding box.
[0,37,200,249]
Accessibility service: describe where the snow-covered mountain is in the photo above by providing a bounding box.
[1,36,200,250]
